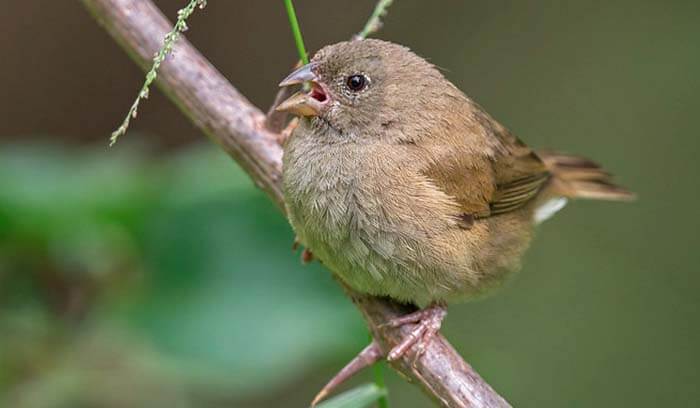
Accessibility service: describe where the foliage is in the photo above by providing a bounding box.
[316,383,388,408]
[0,142,367,406]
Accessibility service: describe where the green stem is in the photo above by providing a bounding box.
[368,333,389,408]
[373,361,389,408]
[109,0,207,146]
[283,0,309,64]
[283,3,397,402]
[356,0,394,40]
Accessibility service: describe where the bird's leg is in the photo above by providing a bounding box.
[310,340,384,407]
[301,248,314,263]
[385,302,447,362]
[292,236,314,263]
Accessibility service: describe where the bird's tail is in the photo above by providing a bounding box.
[537,151,636,201]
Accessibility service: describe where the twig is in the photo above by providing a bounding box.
[80,0,512,406]
[266,0,308,133]
[108,0,207,145]
[355,0,394,40]
[265,63,299,133]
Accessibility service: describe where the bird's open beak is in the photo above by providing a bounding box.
[276,63,328,117]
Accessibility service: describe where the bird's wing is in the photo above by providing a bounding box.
[487,128,550,216]
[420,110,550,222]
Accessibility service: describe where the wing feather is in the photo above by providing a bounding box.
[419,107,550,221]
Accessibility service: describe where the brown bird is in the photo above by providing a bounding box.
[277,39,633,401]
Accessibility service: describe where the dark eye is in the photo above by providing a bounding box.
[346,74,367,92]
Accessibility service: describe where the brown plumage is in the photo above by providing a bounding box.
[276,39,634,360]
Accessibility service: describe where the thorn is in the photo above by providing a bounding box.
[310,340,384,407]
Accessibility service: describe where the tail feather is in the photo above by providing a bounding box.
[537,151,636,201]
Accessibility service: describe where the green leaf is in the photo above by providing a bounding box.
[316,383,388,408]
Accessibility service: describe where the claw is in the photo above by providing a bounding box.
[311,340,384,407]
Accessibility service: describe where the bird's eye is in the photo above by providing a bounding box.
[345,74,367,92]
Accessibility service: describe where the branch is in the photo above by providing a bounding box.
[81,1,511,407]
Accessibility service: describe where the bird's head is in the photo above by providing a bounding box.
[277,39,453,140]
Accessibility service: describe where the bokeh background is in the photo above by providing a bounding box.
[1,1,699,407]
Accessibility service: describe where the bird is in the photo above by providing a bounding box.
[276,38,634,401]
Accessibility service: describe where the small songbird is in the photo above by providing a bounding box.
[277,39,634,361]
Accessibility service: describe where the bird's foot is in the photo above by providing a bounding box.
[309,304,446,405]
[385,303,447,362]
[291,237,314,263]
[301,248,314,263]
[310,340,383,407]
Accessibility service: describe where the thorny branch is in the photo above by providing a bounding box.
[81,0,511,407]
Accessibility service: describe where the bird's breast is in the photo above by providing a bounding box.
[282,131,368,255]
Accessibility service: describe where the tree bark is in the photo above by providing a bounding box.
[80,1,512,407]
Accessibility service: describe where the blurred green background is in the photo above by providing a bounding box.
[1,1,698,407]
